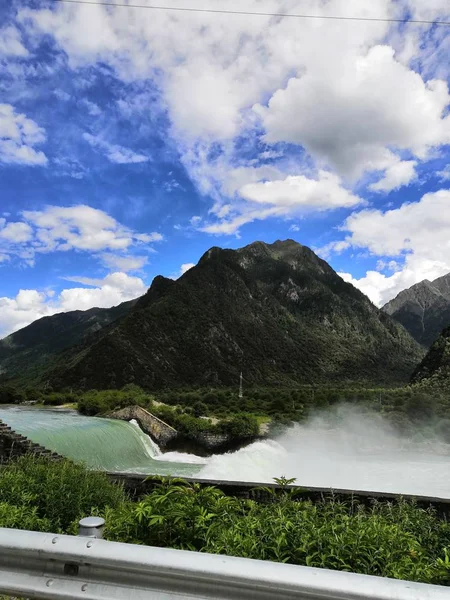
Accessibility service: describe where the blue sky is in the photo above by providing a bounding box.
[0,0,449,337]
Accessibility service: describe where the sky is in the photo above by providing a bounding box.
[0,0,449,338]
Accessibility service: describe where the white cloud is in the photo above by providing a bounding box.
[256,45,450,179]
[83,133,149,164]
[80,99,101,116]
[240,171,361,210]
[0,272,147,338]
[330,189,450,306]
[134,232,163,243]
[180,263,195,275]
[0,104,47,165]
[54,89,71,101]
[0,222,33,243]
[202,171,362,235]
[289,224,300,232]
[0,205,162,267]
[100,253,148,272]
[438,164,450,181]
[0,26,28,57]
[17,0,450,232]
[369,160,417,192]
[170,262,196,280]
[23,205,136,252]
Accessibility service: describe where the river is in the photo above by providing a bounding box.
[1,406,450,497]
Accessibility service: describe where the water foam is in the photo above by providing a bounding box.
[198,409,450,497]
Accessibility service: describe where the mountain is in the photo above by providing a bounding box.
[0,299,136,381]
[411,325,450,387]
[29,239,423,391]
[383,273,450,347]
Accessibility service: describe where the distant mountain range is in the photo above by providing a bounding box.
[0,240,424,390]
[0,300,136,381]
[383,274,450,348]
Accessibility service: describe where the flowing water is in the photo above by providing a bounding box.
[0,407,205,476]
[1,406,450,497]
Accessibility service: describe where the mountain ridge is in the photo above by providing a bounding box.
[29,239,423,391]
[0,299,136,380]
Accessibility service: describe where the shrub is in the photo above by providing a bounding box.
[0,456,124,532]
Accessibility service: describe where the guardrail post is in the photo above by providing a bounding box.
[78,516,105,539]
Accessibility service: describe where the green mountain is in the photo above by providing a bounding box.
[0,300,136,381]
[31,240,423,391]
[383,273,450,347]
[411,325,450,387]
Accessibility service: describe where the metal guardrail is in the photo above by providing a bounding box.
[0,525,449,600]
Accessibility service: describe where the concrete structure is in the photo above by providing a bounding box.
[106,405,178,449]
[0,419,62,463]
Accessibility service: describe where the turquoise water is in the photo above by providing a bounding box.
[0,406,204,476]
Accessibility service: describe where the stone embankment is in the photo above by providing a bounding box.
[105,405,177,450]
[105,405,258,455]
[0,420,62,463]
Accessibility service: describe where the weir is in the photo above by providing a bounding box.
[2,406,450,513]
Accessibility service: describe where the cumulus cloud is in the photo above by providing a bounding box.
[83,133,149,164]
[0,104,47,165]
[369,160,417,192]
[19,3,447,217]
[0,272,147,339]
[202,171,362,235]
[256,45,450,179]
[331,189,450,306]
[0,222,33,243]
[15,0,450,235]
[0,204,162,267]
[240,171,361,210]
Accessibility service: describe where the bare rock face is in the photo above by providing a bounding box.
[383,274,450,347]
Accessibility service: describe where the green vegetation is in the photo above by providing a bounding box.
[72,385,259,439]
[412,325,450,388]
[153,385,450,440]
[3,380,450,442]
[1,456,450,585]
[0,456,123,532]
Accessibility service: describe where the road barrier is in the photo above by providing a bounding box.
[0,521,449,599]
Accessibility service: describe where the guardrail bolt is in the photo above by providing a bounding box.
[78,516,105,539]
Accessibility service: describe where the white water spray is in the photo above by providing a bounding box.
[198,406,450,497]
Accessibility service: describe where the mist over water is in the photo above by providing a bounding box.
[1,405,450,497]
[199,406,450,498]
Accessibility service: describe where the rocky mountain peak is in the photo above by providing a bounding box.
[383,273,450,347]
